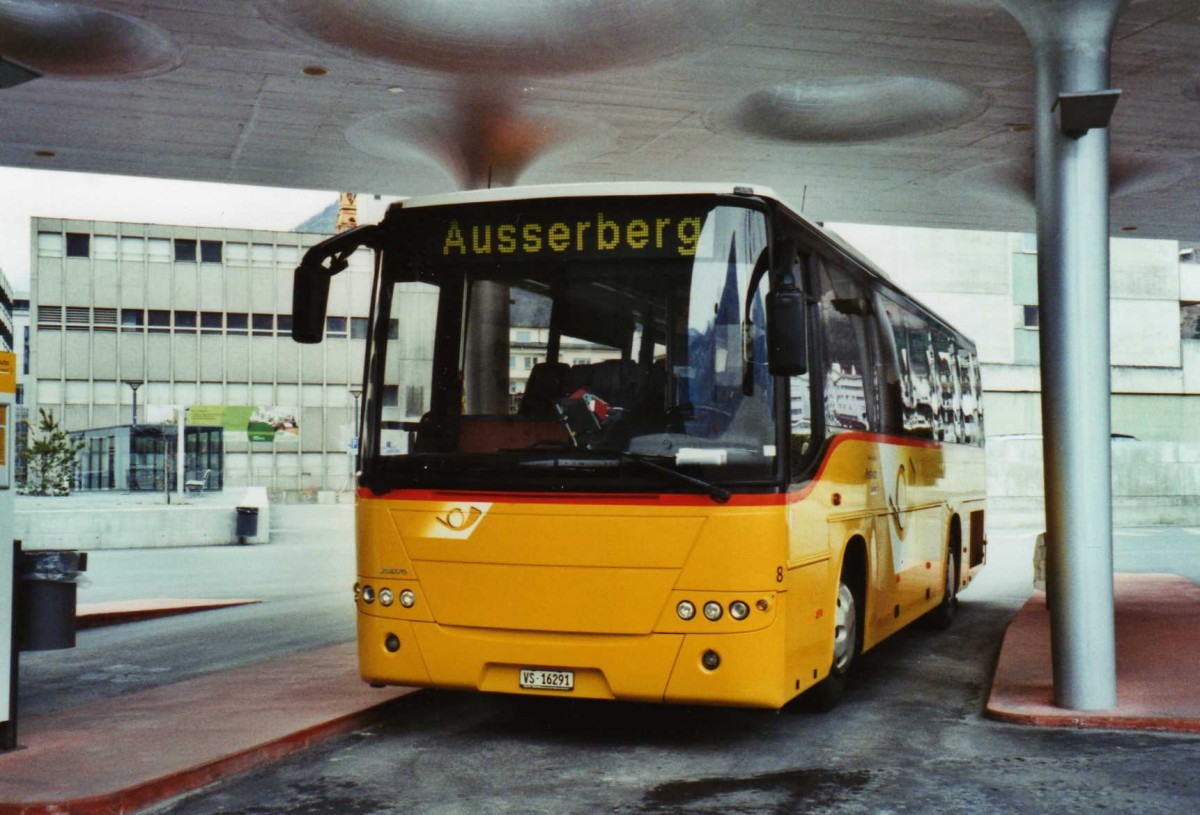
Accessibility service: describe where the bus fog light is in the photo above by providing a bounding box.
[378,588,394,607]
[729,601,750,620]
[703,601,723,621]
[399,589,416,608]
[701,650,721,670]
[362,586,375,604]
[385,633,400,652]
[677,600,696,621]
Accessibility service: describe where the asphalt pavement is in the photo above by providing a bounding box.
[11,524,1200,815]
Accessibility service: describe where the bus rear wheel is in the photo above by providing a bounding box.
[809,574,860,712]
[927,545,958,630]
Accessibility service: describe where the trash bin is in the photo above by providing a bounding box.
[236,506,259,542]
[17,550,87,651]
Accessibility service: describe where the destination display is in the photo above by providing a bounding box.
[411,199,719,264]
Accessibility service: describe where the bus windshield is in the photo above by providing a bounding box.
[365,196,781,494]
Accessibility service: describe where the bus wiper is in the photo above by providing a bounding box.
[619,451,731,504]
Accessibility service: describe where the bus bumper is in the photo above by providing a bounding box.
[357,600,791,709]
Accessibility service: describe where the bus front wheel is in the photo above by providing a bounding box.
[809,574,860,712]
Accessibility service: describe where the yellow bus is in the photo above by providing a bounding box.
[293,183,987,709]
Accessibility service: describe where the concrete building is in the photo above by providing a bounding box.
[28,217,373,497]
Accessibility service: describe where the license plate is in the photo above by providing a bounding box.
[519,669,574,691]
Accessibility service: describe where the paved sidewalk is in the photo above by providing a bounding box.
[0,643,414,815]
[987,573,1200,732]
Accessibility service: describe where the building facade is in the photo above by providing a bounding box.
[29,217,373,495]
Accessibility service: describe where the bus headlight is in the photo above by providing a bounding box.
[362,586,375,604]
[677,600,696,621]
[729,600,750,620]
[703,601,723,621]
[399,589,416,608]
[378,588,394,607]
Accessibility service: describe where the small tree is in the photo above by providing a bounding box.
[20,408,85,496]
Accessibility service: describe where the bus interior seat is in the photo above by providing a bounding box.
[519,361,571,416]
[586,359,644,412]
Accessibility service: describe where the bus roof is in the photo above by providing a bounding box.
[387,181,790,211]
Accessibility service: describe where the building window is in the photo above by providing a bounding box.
[277,314,293,334]
[326,316,347,337]
[65,306,90,330]
[148,309,171,333]
[509,356,515,369]
[1182,303,1200,340]
[175,311,197,333]
[251,243,274,263]
[120,309,144,331]
[404,385,425,416]
[524,356,536,369]
[226,312,248,335]
[200,240,223,263]
[66,233,90,258]
[93,307,118,330]
[120,237,144,260]
[382,385,399,407]
[37,305,62,326]
[226,243,249,263]
[94,235,118,260]
[252,313,273,335]
[350,317,369,339]
[516,330,532,342]
[200,311,222,334]
[148,238,171,262]
[37,232,64,257]
[1023,305,1040,329]
[387,319,399,340]
[23,325,29,374]
[15,384,23,405]
[174,239,197,262]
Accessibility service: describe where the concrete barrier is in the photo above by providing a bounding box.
[987,437,1200,527]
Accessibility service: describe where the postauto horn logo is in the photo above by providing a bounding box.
[432,504,490,537]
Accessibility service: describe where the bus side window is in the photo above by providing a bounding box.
[816,259,873,433]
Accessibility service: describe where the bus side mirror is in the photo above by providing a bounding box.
[767,286,808,376]
[292,260,332,343]
[290,224,380,344]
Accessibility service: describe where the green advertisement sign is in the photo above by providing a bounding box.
[187,405,299,443]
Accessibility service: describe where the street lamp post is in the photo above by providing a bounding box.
[124,379,143,426]
[124,380,143,492]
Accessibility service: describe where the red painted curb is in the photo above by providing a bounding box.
[0,691,416,815]
[76,599,262,629]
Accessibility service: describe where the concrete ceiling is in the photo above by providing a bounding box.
[1,0,1198,240]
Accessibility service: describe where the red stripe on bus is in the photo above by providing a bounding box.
[358,430,942,507]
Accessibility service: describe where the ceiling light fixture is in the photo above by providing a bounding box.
[34,149,55,158]
[302,65,329,77]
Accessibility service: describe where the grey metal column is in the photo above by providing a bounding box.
[998,0,1123,710]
